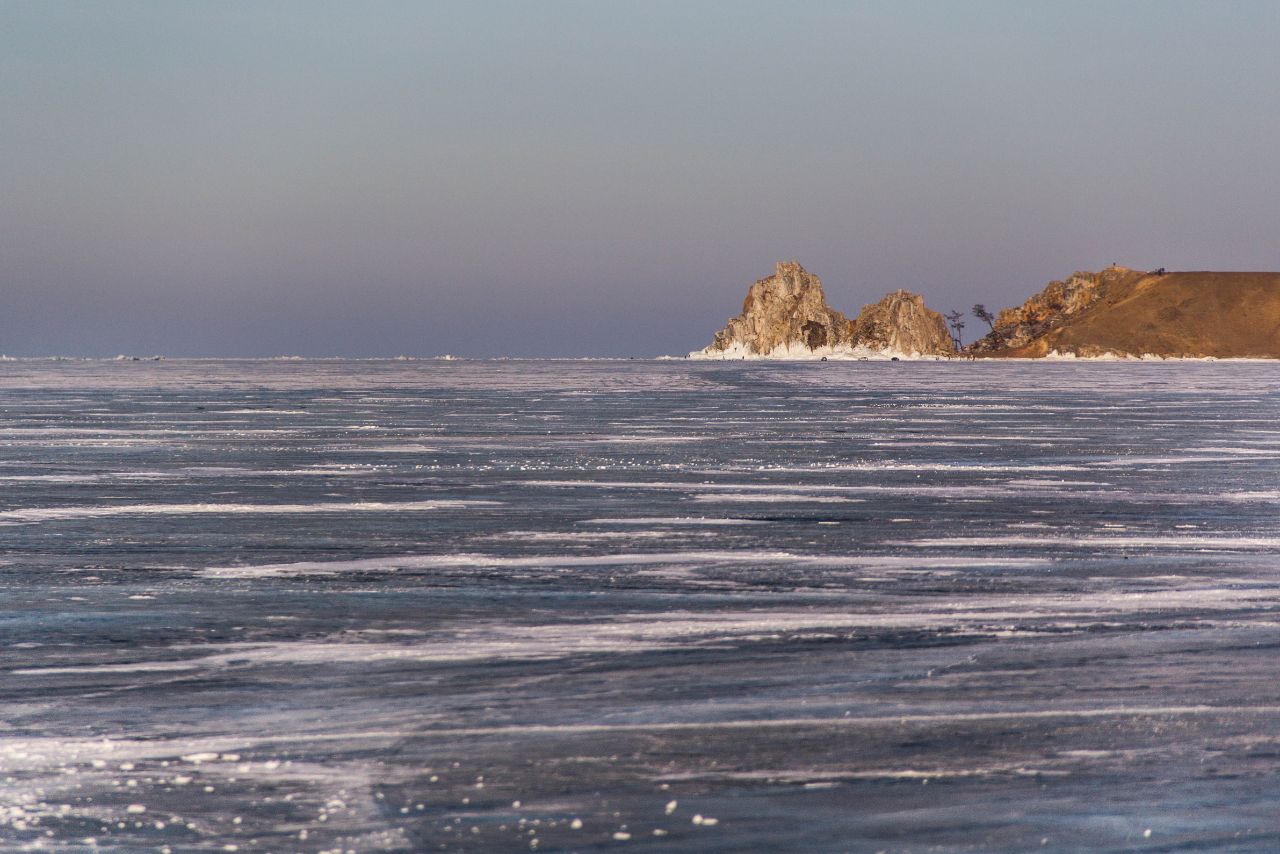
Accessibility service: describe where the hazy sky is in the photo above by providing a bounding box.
[4,1,1279,357]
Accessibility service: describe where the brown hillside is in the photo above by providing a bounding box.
[974,269,1280,358]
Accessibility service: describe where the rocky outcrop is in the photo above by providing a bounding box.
[693,261,1280,360]
[971,266,1280,358]
[849,290,955,356]
[692,261,955,359]
[972,266,1136,353]
[696,261,855,357]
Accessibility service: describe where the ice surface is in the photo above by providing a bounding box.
[3,358,1280,852]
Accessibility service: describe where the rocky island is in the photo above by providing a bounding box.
[691,261,954,359]
[692,261,1280,360]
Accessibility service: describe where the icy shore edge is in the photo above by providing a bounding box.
[688,342,944,361]
[686,343,1267,362]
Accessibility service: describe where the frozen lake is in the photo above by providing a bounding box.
[3,358,1280,852]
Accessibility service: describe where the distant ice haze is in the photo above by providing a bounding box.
[3,1,1280,356]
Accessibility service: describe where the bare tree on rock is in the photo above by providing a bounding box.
[944,310,966,349]
[972,304,995,332]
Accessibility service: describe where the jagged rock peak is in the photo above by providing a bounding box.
[696,261,854,357]
[691,262,957,360]
[850,290,955,357]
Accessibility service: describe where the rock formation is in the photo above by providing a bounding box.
[970,266,1280,358]
[692,261,955,359]
[693,260,1280,360]
[696,261,855,357]
[971,266,1130,353]
[849,290,955,357]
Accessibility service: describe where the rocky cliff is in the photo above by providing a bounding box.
[695,261,855,357]
[971,267,1280,358]
[849,290,955,356]
[692,261,954,359]
[971,266,1134,353]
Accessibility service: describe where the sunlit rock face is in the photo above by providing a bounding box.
[692,262,956,359]
[848,289,955,357]
[972,267,1126,354]
[695,261,855,357]
[970,266,1280,358]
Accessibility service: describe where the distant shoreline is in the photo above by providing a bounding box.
[3,355,1278,364]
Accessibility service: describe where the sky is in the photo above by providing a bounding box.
[4,1,1280,357]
